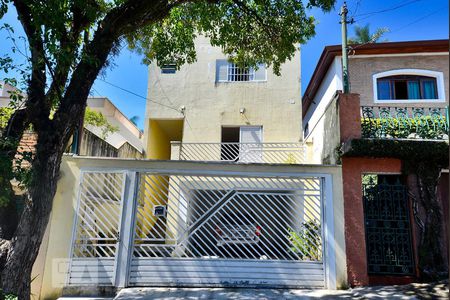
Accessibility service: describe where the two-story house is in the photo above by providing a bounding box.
[30,38,346,299]
[302,39,449,286]
[145,35,304,163]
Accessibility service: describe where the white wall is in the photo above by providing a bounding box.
[303,58,342,163]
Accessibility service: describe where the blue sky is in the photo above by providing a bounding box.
[0,0,448,130]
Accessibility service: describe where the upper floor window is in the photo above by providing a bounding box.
[216,60,266,82]
[377,75,437,100]
[373,69,445,102]
[161,64,176,74]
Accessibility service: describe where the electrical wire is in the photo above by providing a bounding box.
[348,6,446,54]
[96,78,181,113]
[348,0,362,19]
[353,0,423,22]
[388,7,445,34]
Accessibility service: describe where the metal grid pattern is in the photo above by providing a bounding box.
[178,142,306,164]
[227,63,254,81]
[132,173,323,262]
[361,105,449,139]
[71,171,125,258]
[363,175,414,275]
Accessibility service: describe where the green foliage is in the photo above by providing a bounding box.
[127,0,335,75]
[343,139,449,169]
[0,107,13,130]
[84,107,119,139]
[361,116,448,140]
[348,24,389,44]
[288,220,321,261]
[0,290,17,300]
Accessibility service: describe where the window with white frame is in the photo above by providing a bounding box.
[373,69,445,102]
[216,60,266,82]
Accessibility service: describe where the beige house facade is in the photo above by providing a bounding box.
[145,36,302,161]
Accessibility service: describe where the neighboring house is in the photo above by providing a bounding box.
[0,81,144,158]
[302,39,449,286]
[32,37,347,299]
[82,97,144,158]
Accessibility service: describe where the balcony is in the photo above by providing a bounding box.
[171,142,306,164]
[360,105,448,140]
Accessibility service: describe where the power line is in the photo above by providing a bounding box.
[388,7,445,34]
[349,0,362,19]
[348,5,446,53]
[97,78,181,112]
[353,0,422,22]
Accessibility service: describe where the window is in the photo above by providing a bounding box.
[373,69,445,102]
[161,64,176,74]
[377,75,437,100]
[228,63,254,82]
[216,60,266,82]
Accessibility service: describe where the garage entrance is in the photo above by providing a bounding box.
[68,169,336,289]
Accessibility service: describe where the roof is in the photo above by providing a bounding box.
[86,97,144,152]
[302,39,449,117]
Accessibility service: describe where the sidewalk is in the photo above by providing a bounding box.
[113,281,449,300]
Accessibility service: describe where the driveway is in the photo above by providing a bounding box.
[113,281,448,300]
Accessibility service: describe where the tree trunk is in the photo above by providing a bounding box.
[415,162,447,279]
[0,144,61,299]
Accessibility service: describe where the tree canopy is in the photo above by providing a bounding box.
[348,23,389,44]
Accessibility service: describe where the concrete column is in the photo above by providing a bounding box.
[171,141,182,160]
[338,93,361,143]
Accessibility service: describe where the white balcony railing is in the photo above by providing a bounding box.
[172,142,306,164]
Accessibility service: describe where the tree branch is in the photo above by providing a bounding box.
[13,0,49,129]
[53,0,175,142]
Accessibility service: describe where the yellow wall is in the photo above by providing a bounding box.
[146,120,171,160]
[32,156,347,299]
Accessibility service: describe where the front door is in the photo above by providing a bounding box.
[239,126,263,163]
[362,175,415,275]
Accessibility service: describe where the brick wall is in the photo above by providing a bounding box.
[15,130,37,168]
[349,54,449,107]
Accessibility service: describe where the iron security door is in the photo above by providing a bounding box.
[363,176,414,275]
[68,171,126,286]
[129,172,326,288]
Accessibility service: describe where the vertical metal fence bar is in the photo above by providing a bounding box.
[115,171,138,287]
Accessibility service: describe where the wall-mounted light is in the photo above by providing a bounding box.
[180,106,186,114]
[239,107,245,114]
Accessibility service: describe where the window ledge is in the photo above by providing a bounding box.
[374,98,446,104]
[215,80,268,84]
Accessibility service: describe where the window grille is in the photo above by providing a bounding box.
[216,60,267,82]
[227,63,255,82]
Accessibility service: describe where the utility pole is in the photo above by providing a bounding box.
[340,2,350,93]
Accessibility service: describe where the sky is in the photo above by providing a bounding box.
[0,0,448,130]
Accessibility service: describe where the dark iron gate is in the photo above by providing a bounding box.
[362,175,414,275]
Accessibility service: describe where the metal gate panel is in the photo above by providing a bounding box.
[129,259,324,288]
[129,172,324,288]
[363,175,414,275]
[67,171,126,286]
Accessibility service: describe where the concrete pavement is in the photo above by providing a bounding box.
[57,281,448,300]
[113,281,448,299]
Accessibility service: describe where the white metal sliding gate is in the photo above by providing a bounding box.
[67,171,125,285]
[68,169,334,289]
